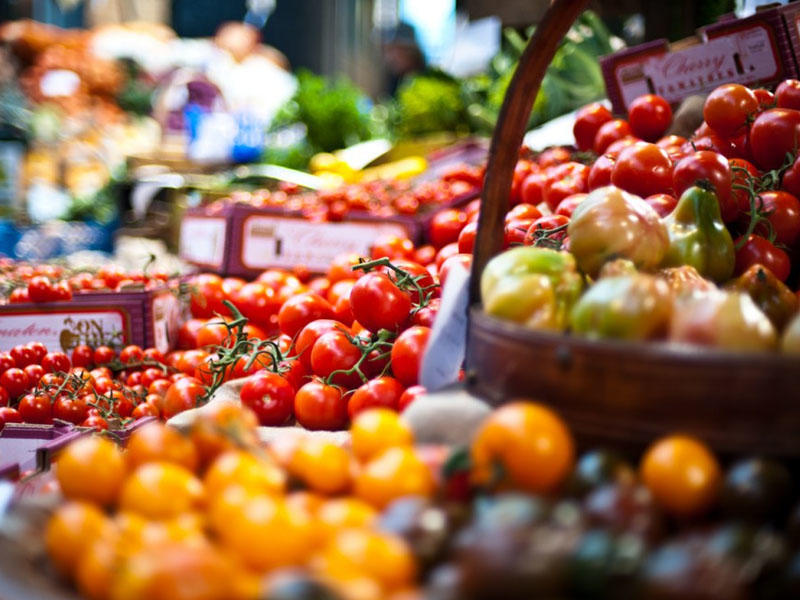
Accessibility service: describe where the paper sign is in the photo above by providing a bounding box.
[420,261,470,391]
[241,215,409,272]
[179,217,227,267]
[0,310,127,352]
[151,293,181,354]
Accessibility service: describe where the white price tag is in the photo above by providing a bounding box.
[0,310,126,352]
[241,215,409,272]
[179,217,227,267]
[420,262,470,391]
[151,293,181,353]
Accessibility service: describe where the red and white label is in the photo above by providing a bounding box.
[151,293,181,353]
[616,25,779,108]
[179,217,227,268]
[0,310,127,352]
[240,215,409,272]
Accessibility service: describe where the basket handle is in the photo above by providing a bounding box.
[468,0,591,305]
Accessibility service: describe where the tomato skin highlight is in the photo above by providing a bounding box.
[611,143,673,198]
[240,371,295,426]
[628,94,672,141]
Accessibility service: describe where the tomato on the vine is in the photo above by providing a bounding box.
[0,368,29,398]
[350,273,411,333]
[189,273,227,318]
[752,190,800,247]
[310,330,362,388]
[628,94,672,141]
[42,352,70,374]
[26,342,47,363]
[70,345,93,369]
[23,364,44,387]
[10,345,35,368]
[295,319,350,371]
[93,346,116,365]
[52,395,88,425]
[294,381,348,430]
[749,108,800,170]
[391,326,430,387]
[119,345,144,365]
[163,377,205,419]
[18,393,52,424]
[348,376,404,418]
[240,371,295,426]
[735,234,792,281]
[278,293,335,338]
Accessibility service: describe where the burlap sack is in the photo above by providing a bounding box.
[167,381,491,447]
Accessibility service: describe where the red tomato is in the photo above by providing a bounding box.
[391,326,430,387]
[434,243,460,271]
[537,148,570,169]
[53,281,72,301]
[327,253,363,283]
[81,415,108,431]
[611,143,673,198]
[348,376,404,418]
[593,119,632,154]
[703,83,758,137]
[52,395,88,425]
[148,379,172,398]
[429,209,468,248]
[782,155,800,199]
[673,151,735,222]
[0,368,28,398]
[92,346,115,366]
[18,393,52,424]
[543,163,589,211]
[371,234,415,260]
[162,377,205,419]
[750,108,800,170]
[70,345,93,369]
[753,191,800,246]
[645,194,678,218]
[221,277,245,301]
[380,259,437,305]
[8,288,29,303]
[573,102,613,150]
[278,293,336,338]
[41,352,71,374]
[753,88,775,110]
[504,219,536,247]
[0,353,14,376]
[457,221,478,254]
[119,345,144,364]
[439,254,472,289]
[27,276,55,303]
[587,154,616,190]
[604,137,641,157]
[310,331,362,388]
[240,371,295,426]
[139,368,165,389]
[350,273,411,333]
[657,135,687,149]
[189,273,227,318]
[132,402,159,420]
[143,347,165,364]
[555,193,587,218]
[775,79,800,110]
[195,322,233,349]
[294,381,348,430]
[524,215,570,247]
[233,282,281,332]
[398,385,426,412]
[734,234,792,281]
[0,386,7,407]
[411,298,440,328]
[413,245,437,266]
[519,171,548,206]
[729,158,761,214]
[26,342,47,364]
[23,364,44,387]
[0,406,22,428]
[295,319,350,371]
[10,345,35,368]
[505,203,543,224]
[628,94,672,141]
[509,160,536,205]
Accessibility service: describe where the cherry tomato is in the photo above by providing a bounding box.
[519,172,547,206]
[23,364,44,387]
[573,102,613,150]
[25,342,47,364]
[645,193,678,218]
[53,281,72,301]
[429,209,468,248]
[140,367,165,389]
[278,293,335,338]
[543,163,589,211]
[439,254,472,288]
[775,79,800,110]
[0,406,22,428]
[70,345,93,369]
[162,377,205,419]
[93,346,115,365]
[0,368,29,398]
[295,319,350,371]
[143,348,165,364]
[294,381,348,430]
[195,321,233,349]
[18,393,52,424]
[641,434,721,517]
[8,288,29,303]
[189,273,227,318]
[0,353,15,376]
[523,215,570,247]
[52,395,88,425]
[753,87,775,110]
[456,221,478,254]
[593,119,632,154]
[132,402,159,420]
[240,371,295,426]
[177,318,207,350]
[119,345,144,364]
[411,297,440,328]
[327,252,363,283]
[380,259,437,305]
[148,378,172,398]
[371,234,415,260]
[398,385,425,412]
[537,147,570,168]
[27,276,55,302]
[735,234,791,281]
[782,157,800,207]
[673,151,735,222]
[752,190,800,246]
[0,386,7,407]
[703,83,758,137]
[310,331,362,388]
[233,282,281,332]
[628,94,672,141]
[10,345,35,368]
[348,376,404,418]
[611,143,673,198]
[434,243,460,271]
[390,326,430,387]
[555,193,586,218]
[750,108,800,170]
[81,415,109,431]
[587,154,616,190]
[42,352,70,373]
[350,273,411,333]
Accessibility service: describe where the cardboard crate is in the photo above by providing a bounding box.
[601,5,800,113]
[0,285,186,354]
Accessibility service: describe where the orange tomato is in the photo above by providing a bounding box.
[125,422,198,473]
[350,408,413,463]
[76,538,118,600]
[203,450,286,500]
[354,447,434,508]
[470,401,574,493]
[56,436,125,506]
[189,402,260,469]
[119,462,204,520]
[316,498,377,542]
[45,501,113,577]
[640,434,721,517]
[288,439,352,495]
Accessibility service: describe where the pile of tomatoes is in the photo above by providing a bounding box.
[199,165,483,223]
[0,260,176,304]
[35,398,800,600]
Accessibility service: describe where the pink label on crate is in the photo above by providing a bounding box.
[617,26,779,108]
[151,293,181,354]
[241,215,409,272]
[0,310,127,351]
[179,217,227,267]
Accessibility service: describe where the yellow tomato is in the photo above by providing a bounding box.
[316,498,377,542]
[125,422,198,473]
[203,450,286,500]
[289,439,352,495]
[119,462,204,520]
[45,501,113,577]
[76,538,119,600]
[640,434,721,517]
[350,409,413,463]
[56,436,125,506]
[354,447,434,508]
